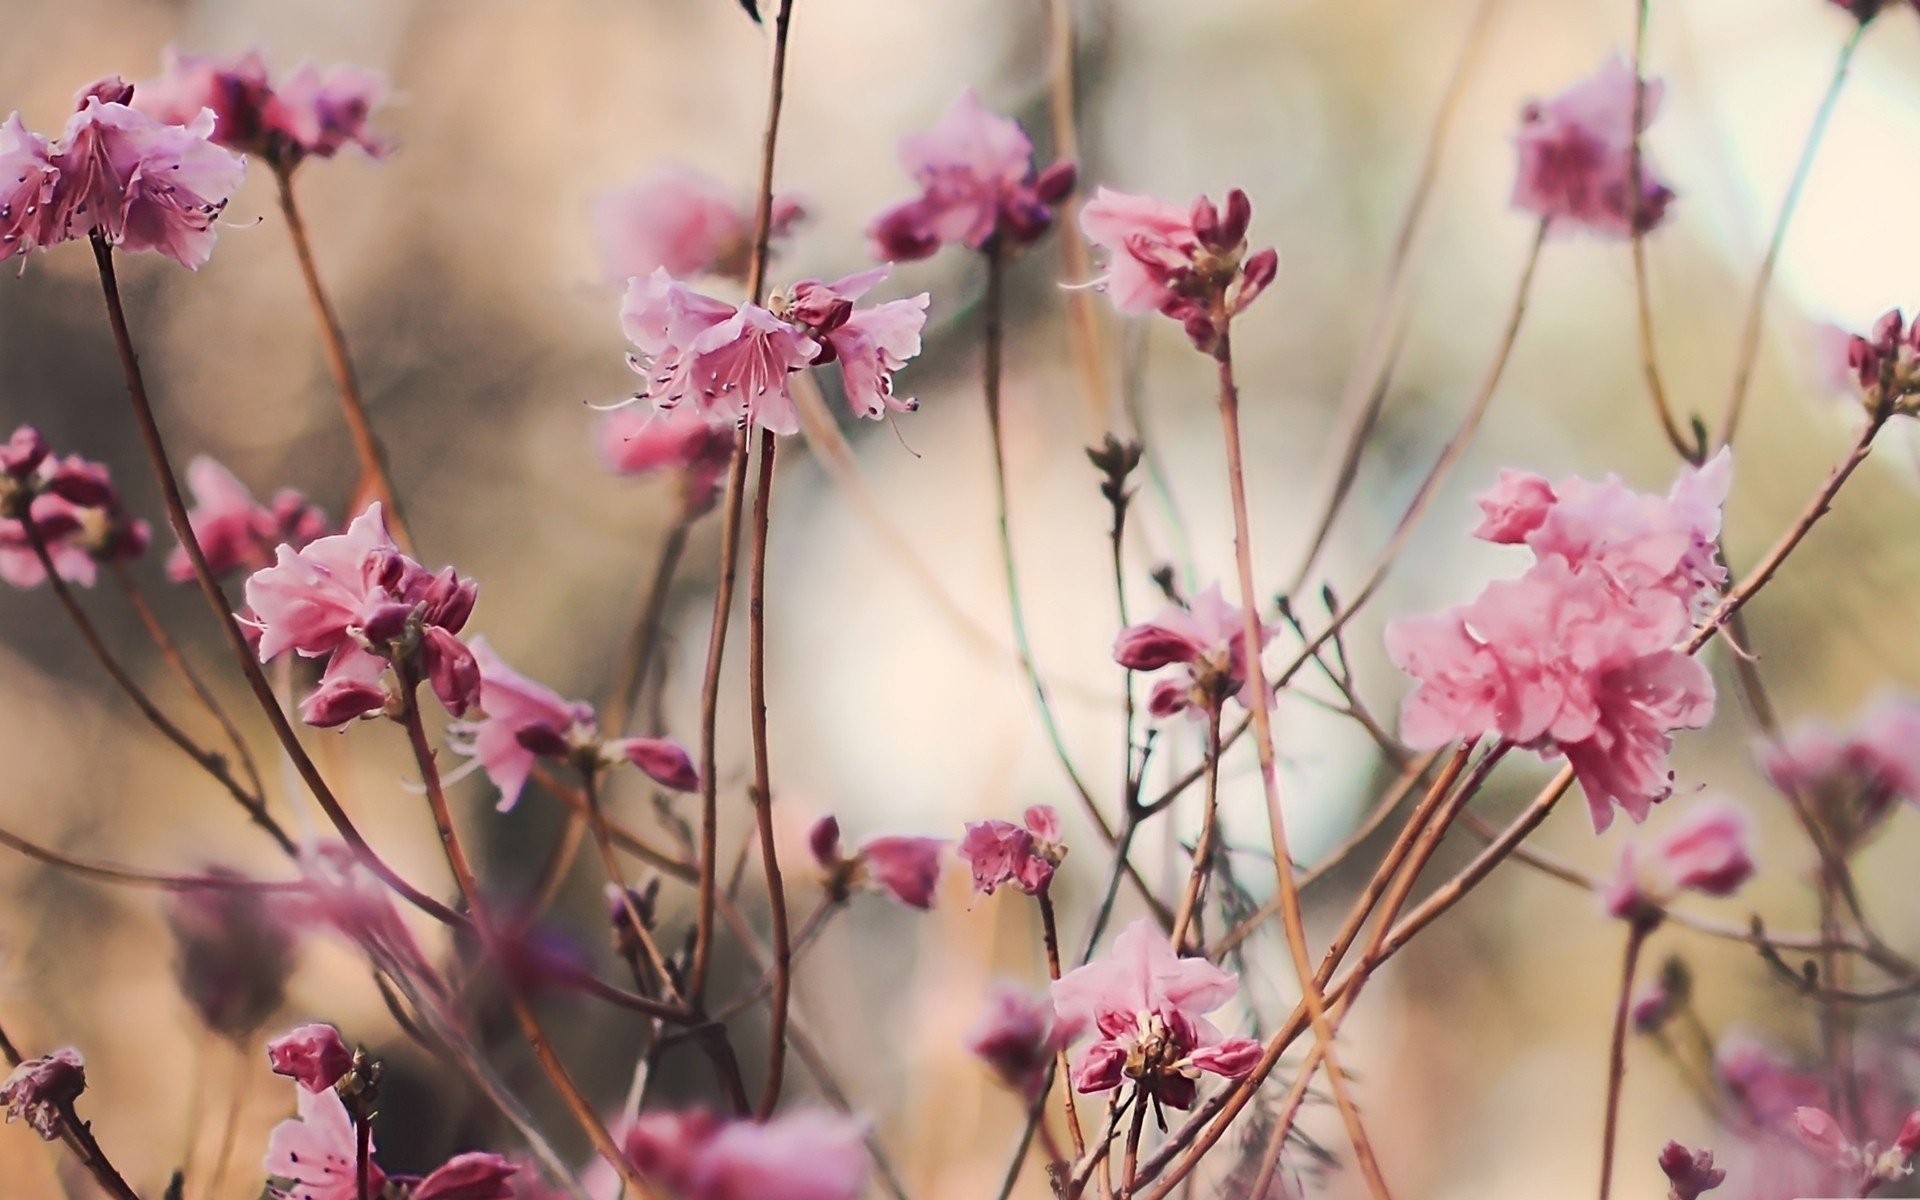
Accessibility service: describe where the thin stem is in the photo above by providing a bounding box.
[585,766,681,1004]
[1598,926,1648,1200]
[272,163,411,545]
[1213,327,1393,1200]
[111,561,268,805]
[1041,0,1114,429]
[1039,891,1089,1166]
[1715,25,1866,449]
[1170,705,1223,951]
[23,521,290,853]
[355,1107,373,1200]
[1121,1090,1148,1198]
[747,429,793,1119]
[603,519,692,738]
[396,679,664,1200]
[1628,0,1698,463]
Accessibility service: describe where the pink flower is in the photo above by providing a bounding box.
[243,503,480,724]
[1603,799,1755,924]
[1387,559,1716,831]
[603,1109,869,1200]
[966,982,1079,1097]
[1080,187,1277,350]
[1794,1106,1850,1159]
[1051,919,1262,1109]
[1114,584,1275,720]
[169,456,329,582]
[166,874,298,1039]
[808,816,946,909]
[1470,468,1556,544]
[264,1084,383,1200]
[0,116,59,259]
[595,164,803,282]
[0,441,149,589]
[48,85,247,268]
[859,836,946,909]
[867,89,1075,260]
[267,1024,353,1094]
[0,1049,85,1141]
[1513,57,1675,238]
[412,1153,519,1200]
[597,404,737,518]
[958,805,1064,896]
[1657,1142,1726,1200]
[785,270,930,419]
[291,842,432,983]
[1762,695,1920,846]
[137,49,390,165]
[1716,1036,1829,1129]
[621,270,817,436]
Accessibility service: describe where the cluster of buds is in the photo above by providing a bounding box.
[0,1048,86,1141]
[0,426,149,589]
[1657,1141,1725,1199]
[1843,308,1920,416]
[957,805,1067,897]
[808,816,946,910]
[1080,187,1277,355]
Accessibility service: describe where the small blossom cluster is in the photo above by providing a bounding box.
[1388,453,1731,831]
[597,164,805,283]
[1080,187,1278,352]
[0,426,149,590]
[1834,307,1920,415]
[808,816,946,909]
[1512,57,1675,239]
[1113,583,1275,720]
[171,456,330,582]
[1762,694,1920,851]
[135,48,389,166]
[1602,799,1755,927]
[1,78,245,268]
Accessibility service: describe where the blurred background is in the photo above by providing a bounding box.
[1,0,1919,1197]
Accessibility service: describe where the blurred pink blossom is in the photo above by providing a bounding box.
[1115,584,1274,720]
[596,164,803,282]
[1603,799,1755,924]
[958,805,1064,896]
[1513,57,1674,238]
[169,455,330,583]
[137,49,391,163]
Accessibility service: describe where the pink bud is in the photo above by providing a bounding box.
[1794,1106,1849,1159]
[1218,189,1253,249]
[1895,1110,1920,1159]
[0,1049,85,1141]
[41,458,116,507]
[614,736,699,792]
[1187,1037,1263,1078]
[808,815,843,867]
[1235,247,1278,312]
[512,722,571,758]
[1112,623,1203,672]
[1,427,48,479]
[861,836,946,910]
[299,677,388,727]
[1873,308,1905,353]
[267,1023,353,1093]
[1033,159,1077,205]
[356,600,415,645]
[74,76,134,109]
[1188,195,1220,247]
[421,627,481,717]
[1658,1141,1725,1200]
[412,1152,519,1200]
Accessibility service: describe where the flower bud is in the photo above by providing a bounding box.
[1,427,48,479]
[267,1024,354,1094]
[1033,159,1077,205]
[0,1049,85,1141]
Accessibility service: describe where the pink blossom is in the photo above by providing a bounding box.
[1470,469,1556,543]
[867,89,1074,260]
[137,49,390,164]
[1051,918,1261,1109]
[1080,187,1277,350]
[169,456,329,582]
[621,270,817,436]
[0,1049,85,1141]
[595,164,803,282]
[291,842,432,983]
[597,404,736,518]
[0,116,59,259]
[1716,1037,1828,1129]
[611,737,700,792]
[244,503,480,724]
[450,637,595,809]
[1114,584,1275,719]
[602,1109,869,1200]
[1657,1142,1726,1200]
[1513,57,1675,238]
[859,836,946,909]
[1388,559,1715,831]
[412,1153,519,1200]
[785,270,930,419]
[49,87,247,268]
[1794,1106,1851,1159]
[1603,799,1755,924]
[264,1084,382,1200]
[958,805,1064,896]
[267,1024,353,1094]
[0,442,149,589]
[1763,697,1920,842]
[966,982,1079,1097]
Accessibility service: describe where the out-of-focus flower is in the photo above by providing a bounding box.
[1603,800,1755,925]
[448,638,699,809]
[1513,57,1674,238]
[1080,187,1276,351]
[411,1153,520,1200]
[137,49,390,165]
[596,164,803,282]
[0,1049,85,1141]
[265,1083,383,1200]
[1827,307,1920,418]
[620,267,928,435]
[867,89,1074,261]
[0,117,59,257]
[0,436,150,589]
[1762,695,1920,851]
[957,805,1065,897]
[809,816,947,909]
[291,841,434,984]
[1115,584,1275,720]
[38,81,247,268]
[597,404,737,519]
[594,1109,870,1200]
[244,503,481,725]
[167,874,298,1039]
[1630,956,1691,1035]
[1658,1142,1725,1200]
[966,982,1079,1097]
[169,455,329,582]
[1716,1037,1829,1129]
[267,1024,353,1094]
[1051,919,1261,1109]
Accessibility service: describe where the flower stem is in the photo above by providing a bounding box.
[746,430,792,1119]
[1598,926,1649,1200]
[272,163,411,547]
[1169,705,1223,952]
[1628,0,1699,463]
[603,517,692,738]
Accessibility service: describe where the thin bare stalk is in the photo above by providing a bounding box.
[1715,24,1866,449]
[603,518,692,738]
[1628,0,1698,462]
[746,429,793,1118]
[272,163,411,545]
[1598,926,1648,1200]
[1170,705,1223,951]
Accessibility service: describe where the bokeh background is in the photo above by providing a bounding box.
[2,0,1919,1197]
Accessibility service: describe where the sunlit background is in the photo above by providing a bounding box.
[1,0,1919,1197]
